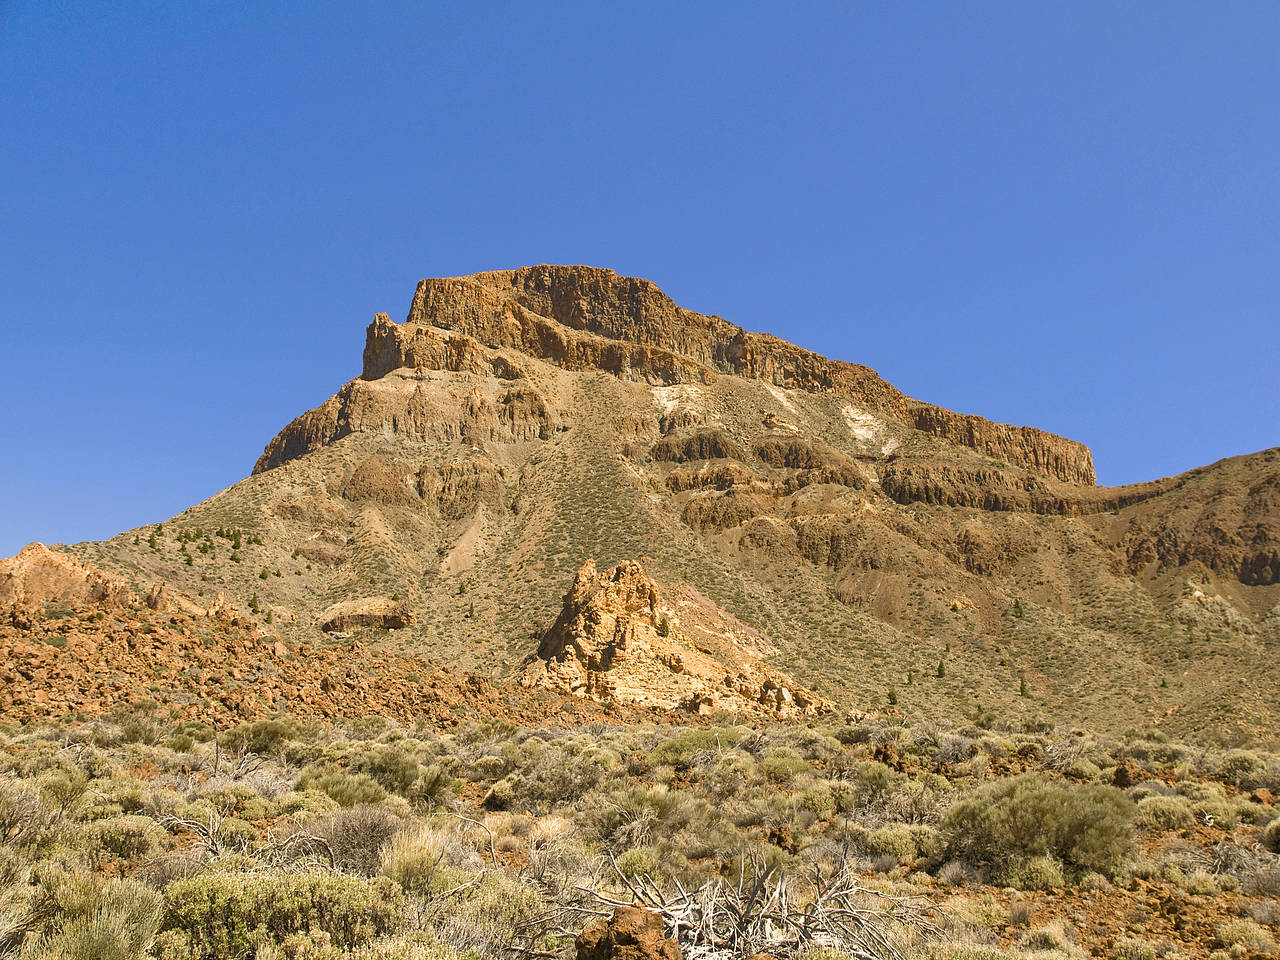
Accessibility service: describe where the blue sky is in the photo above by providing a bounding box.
[2,2,1277,555]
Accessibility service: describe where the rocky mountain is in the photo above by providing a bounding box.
[37,265,1280,742]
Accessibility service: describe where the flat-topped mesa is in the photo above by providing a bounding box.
[366,265,1096,485]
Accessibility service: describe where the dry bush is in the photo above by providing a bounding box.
[302,805,404,876]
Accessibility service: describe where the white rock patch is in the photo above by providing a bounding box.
[651,384,703,414]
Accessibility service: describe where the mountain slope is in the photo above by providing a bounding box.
[59,266,1280,743]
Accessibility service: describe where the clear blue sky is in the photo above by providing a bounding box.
[2,2,1277,556]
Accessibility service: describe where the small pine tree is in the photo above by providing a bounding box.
[265,611,273,624]
[467,601,475,619]
[1012,598,1024,618]
[658,616,670,637]
[1019,677,1028,697]
[906,669,914,686]
[248,594,259,613]
[936,660,946,679]
[888,688,898,705]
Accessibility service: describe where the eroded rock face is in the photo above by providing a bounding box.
[395,266,1095,484]
[318,597,415,633]
[259,266,1095,484]
[524,559,826,717]
[0,544,135,610]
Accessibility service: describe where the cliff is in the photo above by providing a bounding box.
[259,265,1095,484]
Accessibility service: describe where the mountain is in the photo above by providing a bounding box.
[43,265,1280,743]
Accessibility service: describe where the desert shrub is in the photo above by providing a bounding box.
[1218,749,1265,788]
[1003,855,1066,890]
[648,727,745,769]
[39,768,89,820]
[614,845,662,879]
[866,825,915,865]
[587,784,731,859]
[188,783,270,821]
[1135,795,1194,831]
[354,745,423,797]
[1215,918,1277,954]
[1065,758,1101,781]
[409,765,456,810]
[1262,819,1280,854]
[758,748,810,783]
[501,742,614,812]
[941,773,1132,877]
[295,764,388,808]
[840,761,895,810]
[798,783,836,818]
[271,790,339,820]
[305,806,404,876]
[19,878,163,960]
[379,822,481,895]
[161,871,403,958]
[86,815,163,863]
[218,718,298,757]
[1112,937,1158,960]
[480,779,515,812]
[422,870,543,958]
[342,932,460,960]
[703,751,757,800]
[1244,862,1280,898]
[0,778,54,849]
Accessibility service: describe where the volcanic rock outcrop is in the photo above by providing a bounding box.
[259,266,1094,484]
[524,559,827,717]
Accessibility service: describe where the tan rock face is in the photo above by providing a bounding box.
[524,559,827,718]
[318,597,415,633]
[257,265,1094,484]
[0,543,134,610]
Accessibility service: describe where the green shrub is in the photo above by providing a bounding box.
[867,825,916,864]
[1135,795,1193,831]
[614,846,662,879]
[1215,918,1277,954]
[380,823,479,895]
[162,871,403,958]
[758,748,810,783]
[218,718,298,756]
[1003,855,1066,890]
[87,815,163,863]
[1262,818,1280,854]
[1219,749,1265,788]
[355,744,424,797]
[649,728,745,769]
[423,870,543,957]
[22,878,162,960]
[941,773,1132,876]
[296,764,388,808]
[1112,938,1157,960]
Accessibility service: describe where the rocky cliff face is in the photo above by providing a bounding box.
[524,559,826,717]
[261,265,1094,484]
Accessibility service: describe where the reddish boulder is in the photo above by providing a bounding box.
[576,906,680,960]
